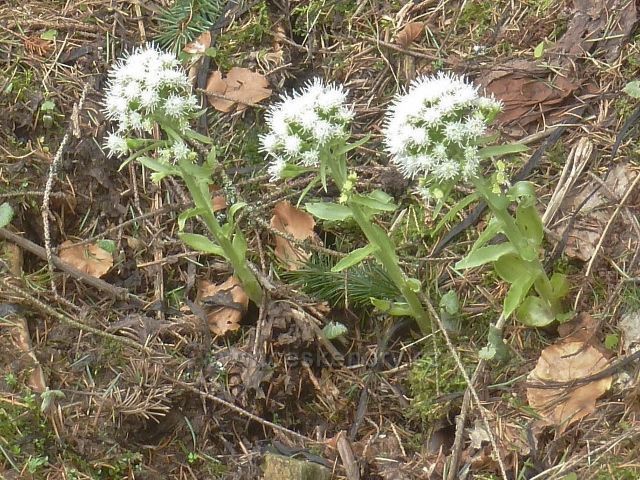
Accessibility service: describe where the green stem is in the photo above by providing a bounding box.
[326,153,432,334]
[471,176,556,309]
[181,169,263,303]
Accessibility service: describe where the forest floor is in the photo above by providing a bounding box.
[1,0,640,479]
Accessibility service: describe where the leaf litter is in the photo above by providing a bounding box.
[527,314,613,432]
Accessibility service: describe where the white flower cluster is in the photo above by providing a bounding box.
[102,44,199,160]
[383,72,502,183]
[259,78,354,181]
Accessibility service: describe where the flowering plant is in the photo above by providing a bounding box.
[103,45,262,303]
[385,73,569,329]
[259,79,354,182]
[261,79,433,334]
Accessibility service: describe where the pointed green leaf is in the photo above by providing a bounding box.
[516,205,543,247]
[350,192,397,212]
[478,143,528,159]
[232,231,248,258]
[305,202,353,221]
[550,272,570,299]
[370,298,412,316]
[502,273,537,319]
[179,233,227,258]
[455,243,516,270]
[331,244,377,272]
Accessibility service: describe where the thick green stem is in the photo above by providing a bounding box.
[326,153,432,334]
[470,177,557,310]
[181,170,263,303]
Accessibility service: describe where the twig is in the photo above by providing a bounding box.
[41,84,90,296]
[0,277,150,353]
[166,376,315,444]
[0,228,140,303]
[443,311,510,480]
[575,172,640,308]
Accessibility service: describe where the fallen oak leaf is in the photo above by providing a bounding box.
[526,340,612,432]
[206,67,272,113]
[395,21,425,48]
[196,276,248,336]
[270,201,319,270]
[58,240,113,278]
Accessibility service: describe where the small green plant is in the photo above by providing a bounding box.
[102,45,262,303]
[156,0,227,52]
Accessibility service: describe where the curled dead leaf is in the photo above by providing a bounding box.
[205,67,272,113]
[58,240,113,278]
[197,276,248,336]
[395,22,425,48]
[210,185,227,212]
[526,340,612,432]
[270,201,319,270]
[183,31,211,54]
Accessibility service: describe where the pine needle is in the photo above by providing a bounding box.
[282,255,401,311]
[156,0,226,52]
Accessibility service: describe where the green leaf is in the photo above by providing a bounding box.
[495,254,537,283]
[516,205,544,247]
[350,192,397,212]
[478,143,528,159]
[550,272,570,299]
[605,333,619,350]
[232,231,248,258]
[183,128,213,144]
[179,233,226,258]
[478,326,510,362]
[455,243,516,270]
[439,291,460,315]
[137,156,178,175]
[471,218,502,251]
[406,277,422,293]
[623,80,640,99]
[40,29,58,41]
[0,203,14,228]
[533,40,545,58]
[322,321,348,339]
[40,100,56,112]
[281,163,313,180]
[334,135,370,156]
[502,273,537,319]
[331,244,377,272]
[368,223,398,264]
[517,295,555,327]
[431,192,479,237]
[507,181,537,206]
[370,297,412,316]
[297,177,320,207]
[178,207,206,230]
[228,202,247,224]
[305,202,352,221]
[97,239,117,254]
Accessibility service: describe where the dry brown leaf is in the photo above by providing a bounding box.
[12,316,47,393]
[205,67,272,113]
[395,21,425,48]
[183,31,211,54]
[270,201,318,270]
[197,276,248,336]
[59,240,113,278]
[552,163,638,261]
[557,312,597,343]
[210,185,227,212]
[526,340,612,432]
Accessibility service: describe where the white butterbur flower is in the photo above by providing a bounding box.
[172,140,191,162]
[384,72,502,185]
[104,132,129,157]
[260,78,352,182]
[103,44,199,159]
